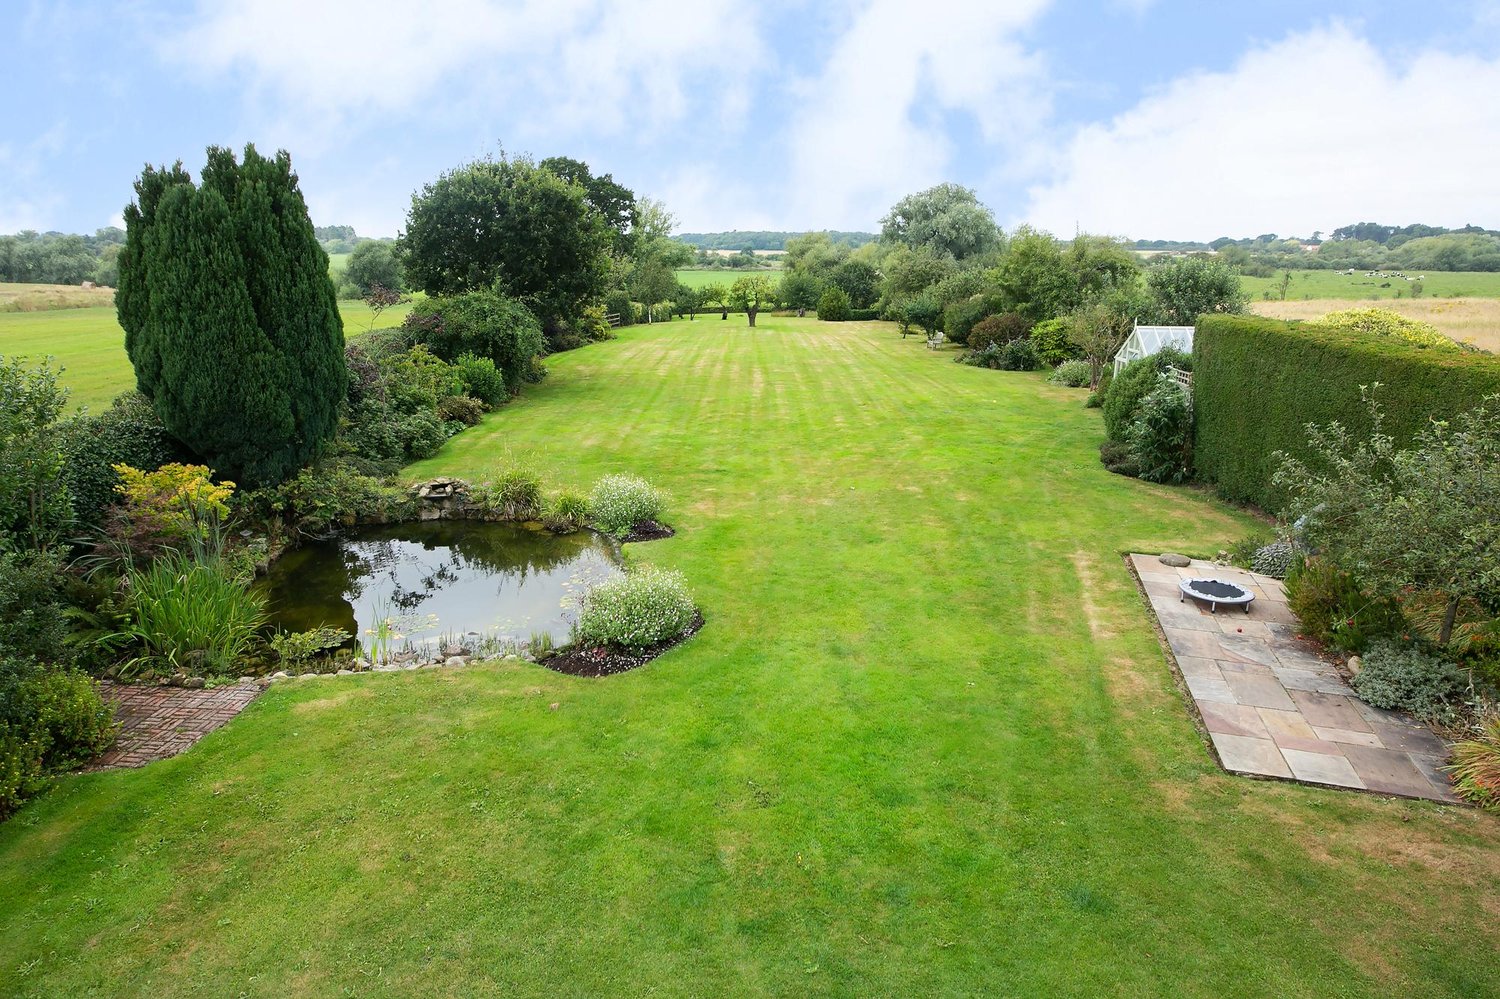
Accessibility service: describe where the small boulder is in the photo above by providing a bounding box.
[445,656,468,667]
[337,668,354,676]
[1159,552,1191,568]
[183,676,206,689]
[271,671,290,680]
[1347,655,1362,676]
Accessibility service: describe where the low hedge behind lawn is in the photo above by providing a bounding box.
[1194,315,1500,510]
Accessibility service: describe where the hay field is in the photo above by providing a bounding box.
[1250,297,1500,353]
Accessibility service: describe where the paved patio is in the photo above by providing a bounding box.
[1130,554,1459,803]
[88,681,263,770]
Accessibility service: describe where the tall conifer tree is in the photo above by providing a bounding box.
[118,145,344,486]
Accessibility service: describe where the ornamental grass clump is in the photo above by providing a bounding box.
[473,468,543,521]
[116,551,268,677]
[589,474,664,537]
[574,566,696,653]
[542,491,589,534]
[1446,714,1500,809]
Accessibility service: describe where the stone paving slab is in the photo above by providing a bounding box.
[1130,554,1459,803]
[87,681,263,770]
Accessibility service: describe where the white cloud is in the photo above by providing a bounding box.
[658,162,778,233]
[1022,24,1500,239]
[163,0,761,152]
[784,0,1052,230]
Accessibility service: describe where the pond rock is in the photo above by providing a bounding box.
[1158,552,1192,568]
[412,477,471,520]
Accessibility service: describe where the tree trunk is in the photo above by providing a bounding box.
[720,308,727,319]
[747,308,757,327]
[1439,593,1460,647]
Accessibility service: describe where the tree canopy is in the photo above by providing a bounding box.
[400,155,613,328]
[729,275,776,327]
[341,240,404,297]
[540,156,639,256]
[880,183,1001,261]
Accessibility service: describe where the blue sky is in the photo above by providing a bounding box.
[6,0,1500,241]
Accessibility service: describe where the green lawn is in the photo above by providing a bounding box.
[675,267,779,290]
[1241,268,1500,301]
[1,317,1496,996]
[0,300,416,412]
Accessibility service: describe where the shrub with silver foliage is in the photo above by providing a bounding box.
[1351,640,1469,725]
[1047,359,1091,388]
[1251,541,1295,579]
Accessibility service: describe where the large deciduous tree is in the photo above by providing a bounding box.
[117,145,345,487]
[342,240,405,297]
[540,156,639,256]
[880,183,1001,261]
[400,155,613,329]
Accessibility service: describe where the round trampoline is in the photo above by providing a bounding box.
[1179,577,1254,614]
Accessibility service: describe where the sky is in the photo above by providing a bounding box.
[5,0,1500,242]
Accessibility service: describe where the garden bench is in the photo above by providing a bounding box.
[925,331,945,350]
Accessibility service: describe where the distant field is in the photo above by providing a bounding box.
[674,267,779,290]
[0,300,416,412]
[327,251,351,275]
[1250,297,1500,353]
[0,282,115,313]
[1240,269,1500,301]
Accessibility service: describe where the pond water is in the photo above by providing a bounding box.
[257,521,623,652]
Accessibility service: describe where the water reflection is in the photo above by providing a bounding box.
[257,521,623,648]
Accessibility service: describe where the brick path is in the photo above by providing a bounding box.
[1130,554,1459,803]
[88,681,263,770]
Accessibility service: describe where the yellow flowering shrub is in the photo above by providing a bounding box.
[112,463,236,541]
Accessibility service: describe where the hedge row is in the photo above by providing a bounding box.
[1194,315,1500,511]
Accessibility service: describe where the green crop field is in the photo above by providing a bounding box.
[0,300,416,412]
[2,317,1495,997]
[1240,269,1500,301]
[675,267,779,290]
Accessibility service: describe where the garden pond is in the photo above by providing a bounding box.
[257,521,624,653]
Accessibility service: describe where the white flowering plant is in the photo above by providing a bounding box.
[589,474,664,537]
[574,566,696,652]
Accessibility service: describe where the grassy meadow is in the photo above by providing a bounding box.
[0,298,416,412]
[675,267,780,290]
[1,317,1496,997]
[1240,268,1500,301]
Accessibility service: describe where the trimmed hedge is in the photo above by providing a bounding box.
[1194,315,1500,510]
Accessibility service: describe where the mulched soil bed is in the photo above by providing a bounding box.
[621,519,675,543]
[542,612,704,677]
